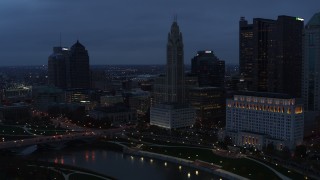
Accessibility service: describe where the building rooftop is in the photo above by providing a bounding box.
[154,103,190,109]
[191,86,224,90]
[307,12,320,27]
[95,104,132,113]
[233,91,295,99]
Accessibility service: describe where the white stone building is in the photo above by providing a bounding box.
[150,103,195,129]
[225,92,304,150]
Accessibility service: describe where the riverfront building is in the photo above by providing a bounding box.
[225,92,304,150]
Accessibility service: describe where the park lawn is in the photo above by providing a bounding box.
[28,129,69,136]
[0,125,29,135]
[0,135,34,141]
[142,146,281,180]
[28,124,66,130]
[251,157,309,180]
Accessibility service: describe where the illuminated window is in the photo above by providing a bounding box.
[295,107,303,114]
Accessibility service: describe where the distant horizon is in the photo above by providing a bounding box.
[0,63,239,68]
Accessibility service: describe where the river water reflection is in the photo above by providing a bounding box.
[32,148,219,180]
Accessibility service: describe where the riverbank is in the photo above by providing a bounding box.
[123,147,248,180]
[0,155,116,180]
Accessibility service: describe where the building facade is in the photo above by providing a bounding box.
[189,87,225,128]
[165,20,185,104]
[150,103,195,129]
[48,47,69,89]
[48,41,90,89]
[302,12,320,111]
[239,17,254,91]
[191,51,225,88]
[225,92,304,150]
[150,20,196,129]
[89,105,137,125]
[32,86,65,112]
[239,16,303,97]
[67,41,90,89]
[302,12,320,136]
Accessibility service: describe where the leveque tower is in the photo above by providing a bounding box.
[165,19,185,104]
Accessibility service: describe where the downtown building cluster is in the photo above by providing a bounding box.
[225,13,320,150]
[48,41,90,89]
[34,12,320,151]
[150,20,226,129]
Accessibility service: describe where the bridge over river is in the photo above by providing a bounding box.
[0,127,126,150]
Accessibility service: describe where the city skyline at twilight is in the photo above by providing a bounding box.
[0,0,319,66]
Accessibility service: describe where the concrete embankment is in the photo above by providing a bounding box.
[123,147,248,180]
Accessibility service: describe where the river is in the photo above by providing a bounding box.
[29,147,219,180]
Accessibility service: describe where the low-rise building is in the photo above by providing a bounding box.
[189,87,225,128]
[89,104,136,125]
[32,86,65,112]
[150,103,196,129]
[100,95,123,107]
[0,103,31,122]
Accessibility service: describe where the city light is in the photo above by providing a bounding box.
[296,17,304,21]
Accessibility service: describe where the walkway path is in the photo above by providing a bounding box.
[21,125,36,135]
[29,165,111,180]
[117,140,293,180]
[245,157,291,180]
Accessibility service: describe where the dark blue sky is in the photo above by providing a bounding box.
[0,0,319,66]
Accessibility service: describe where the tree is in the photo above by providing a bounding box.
[224,135,233,146]
[281,146,291,160]
[294,145,307,159]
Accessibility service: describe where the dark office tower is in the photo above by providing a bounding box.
[239,17,255,91]
[67,41,90,89]
[165,19,185,103]
[48,47,69,88]
[253,18,277,92]
[191,51,225,87]
[271,16,303,98]
[240,16,303,97]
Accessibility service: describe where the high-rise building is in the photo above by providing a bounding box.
[191,51,225,87]
[239,17,255,91]
[303,12,320,111]
[150,19,195,129]
[48,41,90,90]
[165,20,185,103]
[239,16,303,97]
[48,47,69,88]
[302,12,320,137]
[271,16,303,98]
[66,41,90,89]
[225,92,304,150]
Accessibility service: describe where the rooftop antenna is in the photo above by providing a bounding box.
[174,14,178,22]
